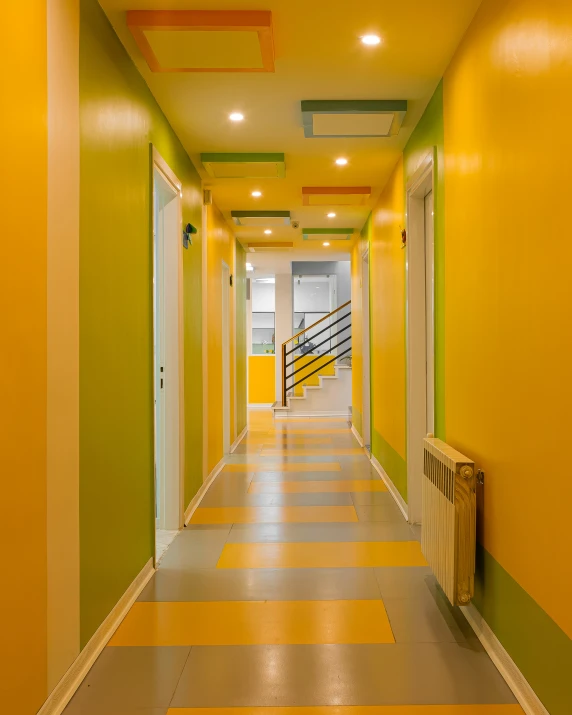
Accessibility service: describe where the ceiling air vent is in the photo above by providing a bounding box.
[301,100,407,138]
[127,10,275,73]
[231,211,290,227]
[201,153,285,179]
[302,187,371,206]
[302,228,354,241]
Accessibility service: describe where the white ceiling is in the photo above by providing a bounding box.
[100,0,482,255]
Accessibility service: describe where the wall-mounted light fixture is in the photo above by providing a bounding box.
[183,222,197,249]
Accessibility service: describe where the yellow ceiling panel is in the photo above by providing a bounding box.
[143,30,263,70]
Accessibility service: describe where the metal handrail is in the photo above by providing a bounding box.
[281,300,351,406]
[282,300,351,346]
[285,311,351,357]
[286,333,352,382]
[286,322,352,375]
[290,348,352,391]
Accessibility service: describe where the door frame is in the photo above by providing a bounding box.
[405,149,435,525]
[152,146,185,541]
[361,246,371,450]
[221,260,231,454]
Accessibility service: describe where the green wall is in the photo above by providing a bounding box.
[79,0,203,644]
[235,240,247,435]
[403,80,446,441]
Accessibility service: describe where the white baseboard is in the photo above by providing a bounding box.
[37,557,155,715]
[370,454,409,521]
[247,403,274,411]
[351,424,364,446]
[184,457,226,525]
[460,602,549,715]
[275,410,350,420]
[230,425,247,454]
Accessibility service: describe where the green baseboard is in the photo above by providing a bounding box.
[371,428,407,501]
[474,544,572,715]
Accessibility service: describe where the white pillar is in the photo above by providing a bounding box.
[274,273,293,403]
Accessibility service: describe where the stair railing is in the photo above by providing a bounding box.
[281,300,351,407]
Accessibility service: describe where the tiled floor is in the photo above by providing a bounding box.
[64,411,523,715]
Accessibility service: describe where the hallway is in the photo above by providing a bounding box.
[64,412,522,714]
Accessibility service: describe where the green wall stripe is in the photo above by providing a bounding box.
[474,545,572,715]
[80,0,204,645]
[371,427,407,501]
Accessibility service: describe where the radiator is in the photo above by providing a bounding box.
[422,437,476,606]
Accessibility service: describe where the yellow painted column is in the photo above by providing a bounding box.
[47,0,80,691]
[0,2,49,712]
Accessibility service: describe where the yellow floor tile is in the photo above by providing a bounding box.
[168,707,525,715]
[189,505,358,525]
[249,480,388,494]
[261,448,364,457]
[222,462,341,473]
[269,428,351,435]
[243,437,334,445]
[109,600,394,646]
[218,541,427,568]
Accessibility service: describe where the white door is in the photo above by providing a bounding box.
[362,250,371,449]
[153,165,182,535]
[222,261,231,454]
[425,191,435,435]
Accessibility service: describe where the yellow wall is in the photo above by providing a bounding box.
[248,356,276,403]
[443,0,572,642]
[206,202,237,472]
[368,158,408,497]
[1,3,48,711]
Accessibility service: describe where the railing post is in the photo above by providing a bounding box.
[282,342,287,406]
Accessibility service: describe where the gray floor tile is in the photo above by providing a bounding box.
[384,596,473,643]
[227,521,416,543]
[251,471,380,482]
[171,643,516,706]
[351,492,400,506]
[200,491,354,507]
[64,647,189,714]
[158,528,230,569]
[374,566,435,599]
[139,567,382,602]
[354,504,406,523]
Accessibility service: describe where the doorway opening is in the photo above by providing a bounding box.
[152,149,184,563]
[406,151,435,525]
[222,260,231,454]
[361,248,371,451]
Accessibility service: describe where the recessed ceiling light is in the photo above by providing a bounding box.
[229,112,244,122]
[361,34,381,46]
[335,157,348,166]
[264,229,272,234]
[251,190,262,197]
[323,242,330,247]
[327,212,336,218]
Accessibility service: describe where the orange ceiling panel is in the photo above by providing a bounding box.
[127,10,275,73]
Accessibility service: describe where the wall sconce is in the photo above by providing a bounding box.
[183,222,197,249]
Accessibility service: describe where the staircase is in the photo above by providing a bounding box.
[273,301,352,418]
